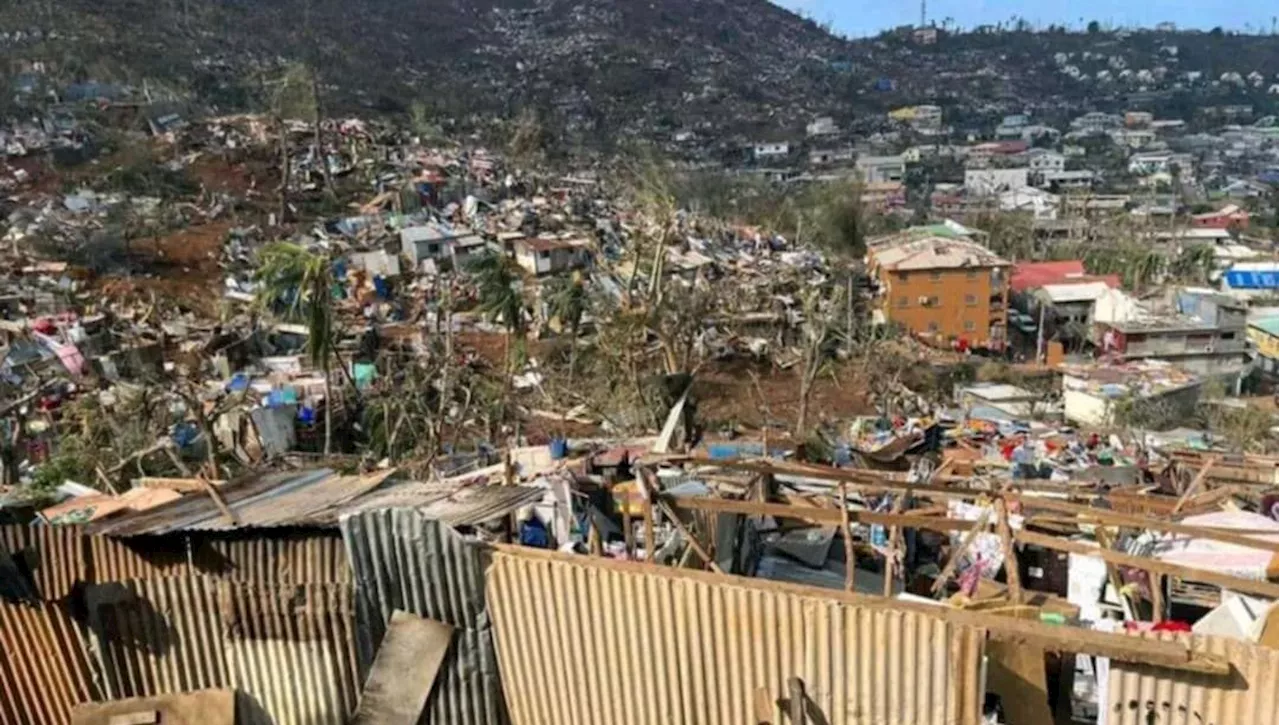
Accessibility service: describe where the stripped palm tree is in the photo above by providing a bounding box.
[543,271,590,384]
[254,242,337,454]
[466,251,527,426]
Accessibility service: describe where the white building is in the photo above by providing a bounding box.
[1025,149,1065,173]
[806,117,839,137]
[751,142,791,159]
[999,187,1059,219]
[964,167,1029,196]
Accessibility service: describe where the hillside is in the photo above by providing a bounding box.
[0,0,1276,147]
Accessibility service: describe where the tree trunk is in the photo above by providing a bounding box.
[567,320,579,387]
[323,357,333,456]
[277,118,290,224]
[312,70,331,193]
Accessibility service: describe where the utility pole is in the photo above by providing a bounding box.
[920,0,927,28]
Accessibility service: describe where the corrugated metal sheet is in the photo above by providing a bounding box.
[85,469,393,536]
[343,483,545,526]
[0,599,97,725]
[220,580,360,725]
[85,576,228,700]
[1107,631,1279,725]
[0,524,87,600]
[207,532,352,584]
[487,548,986,725]
[340,508,506,725]
[88,533,192,583]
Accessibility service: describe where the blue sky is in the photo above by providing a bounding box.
[772,0,1278,36]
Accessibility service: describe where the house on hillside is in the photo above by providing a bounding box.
[855,154,905,184]
[512,237,591,276]
[965,167,1029,196]
[1191,204,1250,229]
[867,232,1011,349]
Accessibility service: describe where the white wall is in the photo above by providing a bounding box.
[965,167,1029,195]
[1063,387,1111,427]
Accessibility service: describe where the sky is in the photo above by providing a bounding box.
[772,0,1279,37]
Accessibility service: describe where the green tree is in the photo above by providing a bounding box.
[544,271,590,384]
[254,242,338,454]
[466,251,528,424]
[1169,245,1217,284]
[1087,20,1101,34]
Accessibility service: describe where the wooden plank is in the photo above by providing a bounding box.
[839,483,854,592]
[134,477,226,492]
[351,610,455,725]
[787,677,806,725]
[996,499,1022,602]
[932,509,992,594]
[883,491,908,597]
[1012,493,1277,551]
[663,495,988,534]
[657,500,723,574]
[1014,529,1279,599]
[1172,456,1217,514]
[199,477,236,526]
[986,639,1053,725]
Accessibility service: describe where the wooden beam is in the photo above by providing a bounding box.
[883,490,909,597]
[199,476,236,526]
[1172,456,1217,515]
[663,495,988,534]
[639,470,656,563]
[1014,529,1278,599]
[134,477,227,493]
[839,482,855,592]
[932,509,992,594]
[996,499,1022,602]
[1012,493,1276,551]
[657,500,723,574]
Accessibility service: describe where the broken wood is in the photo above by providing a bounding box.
[664,495,989,534]
[996,499,1022,602]
[134,477,227,493]
[199,476,236,526]
[883,490,908,598]
[787,677,806,725]
[1172,456,1217,515]
[657,500,723,574]
[1015,529,1278,599]
[1150,572,1164,623]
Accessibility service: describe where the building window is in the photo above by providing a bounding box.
[539,250,551,259]
[929,271,942,282]
[1222,332,1236,340]
[927,321,939,332]
[897,272,909,282]
[964,320,976,332]
[964,294,977,306]
[896,296,909,308]
[966,268,978,280]
[427,243,440,255]
[926,296,940,307]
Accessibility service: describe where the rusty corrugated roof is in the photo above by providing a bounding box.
[340,482,544,526]
[487,547,987,725]
[0,599,98,725]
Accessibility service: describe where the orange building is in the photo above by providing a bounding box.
[868,234,1011,349]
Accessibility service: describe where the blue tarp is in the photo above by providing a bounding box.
[1224,269,1279,289]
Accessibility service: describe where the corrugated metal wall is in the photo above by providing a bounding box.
[1107,631,1279,725]
[340,508,507,725]
[85,576,229,700]
[0,525,87,600]
[487,548,987,725]
[0,600,97,725]
[207,532,352,584]
[220,580,360,725]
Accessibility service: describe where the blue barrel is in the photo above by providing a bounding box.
[549,438,568,460]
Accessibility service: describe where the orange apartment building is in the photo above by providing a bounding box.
[868,234,1011,349]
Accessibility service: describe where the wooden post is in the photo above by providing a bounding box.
[1150,573,1165,623]
[1173,456,1217,514]
[883,490,909,597]
[839,482,855,592]
[640,469,656,563]
[622,508,635,559]
[996,498,1022,602]
[787,677,806,725]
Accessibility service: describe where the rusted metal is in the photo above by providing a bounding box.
[1106,631,1279,725]
[0,599,98,725]
[487,547,986,725]
[340,508,506,725]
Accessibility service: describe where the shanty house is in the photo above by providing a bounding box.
[400,222,485,269]
[513,237,590,277]
[868,231,1011,349]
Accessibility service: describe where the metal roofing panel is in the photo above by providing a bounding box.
[1107,631,1279,725]
[0,600,97,725]
[85,576,229,700]
[487,548,986,725]
[340,509,506,725]
[85,471,315,536]
[342,483,545,526]
[220,580,361,725]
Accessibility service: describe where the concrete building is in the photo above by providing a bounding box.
[1246,312,1278,382]
[855,154,905,184]
[400,222,486,268]
[1095,293,1249,377]
[868,231,1011,349]
[1024,149,1065,174]
[1061,360,1203,427]
[751,142,790,159]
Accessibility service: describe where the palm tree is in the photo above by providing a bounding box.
[254,242,338,454]
[1170,245,1217,284]
[466,251,527,423]
[544,271,590,384]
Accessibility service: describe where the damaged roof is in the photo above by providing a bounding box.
[872,236,1009,271]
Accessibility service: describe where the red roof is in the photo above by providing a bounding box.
[1011,260,1120,293]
